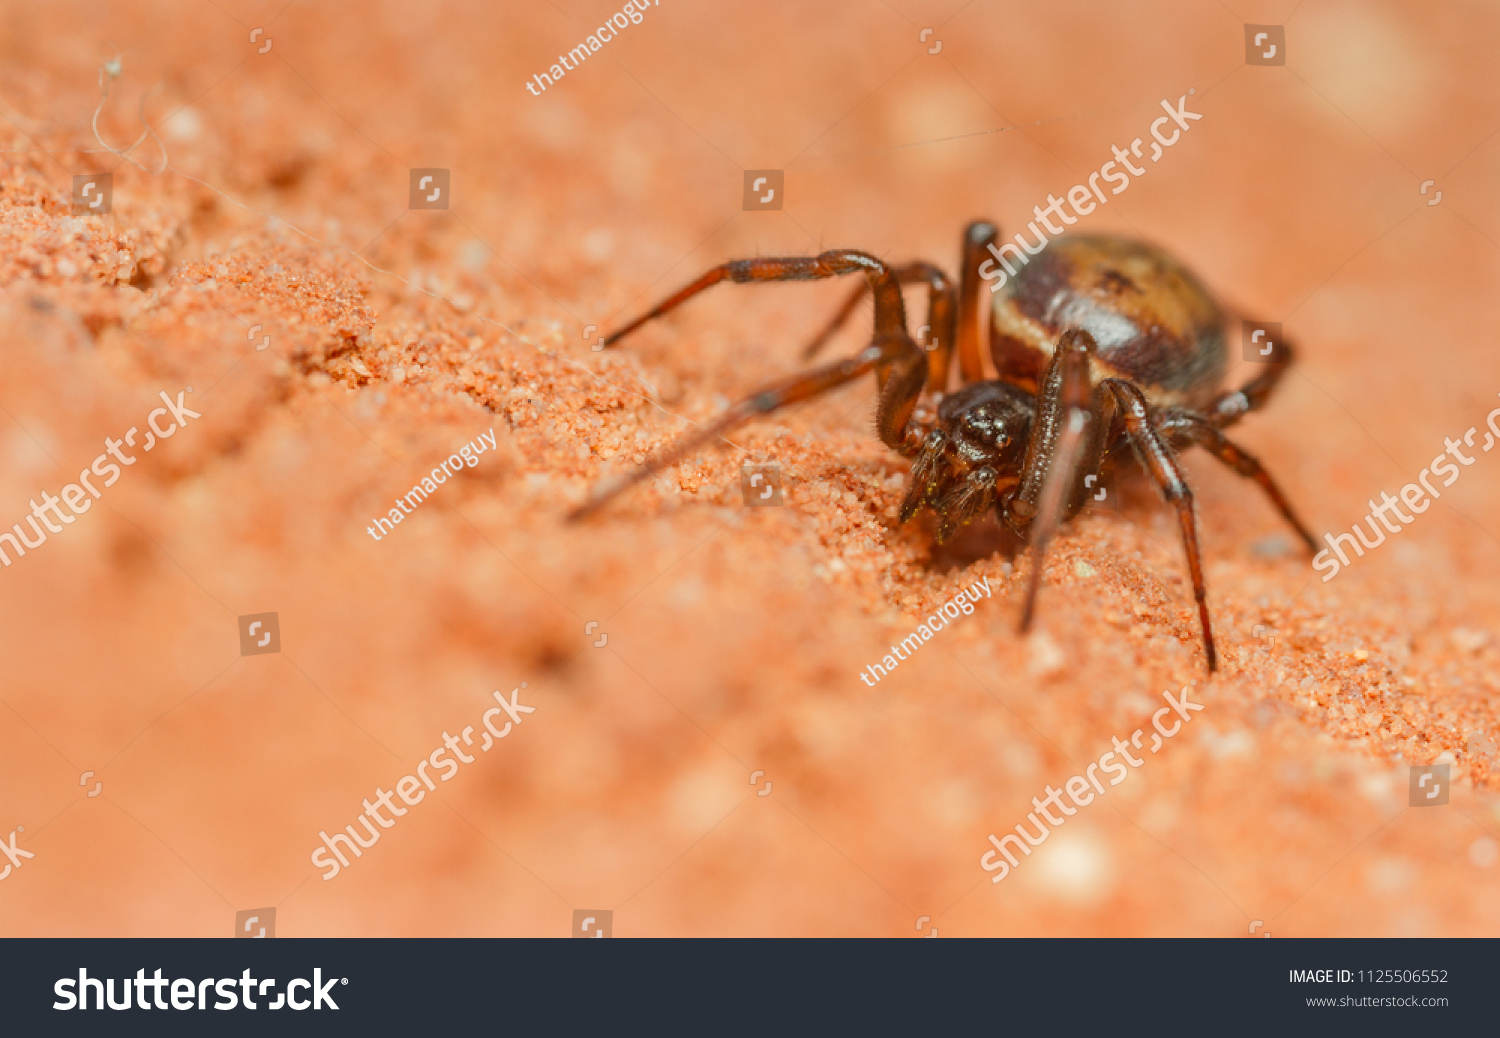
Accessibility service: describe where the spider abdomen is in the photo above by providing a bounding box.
[990,235,1228,410]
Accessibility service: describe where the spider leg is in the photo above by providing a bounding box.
[898,429,951,525]
[798,261,948,367]
[999,329,1099,637]
[800,263,956,395]
[801,220,996,391]
[568,333,926,521]
[579,251,930,519]
[1157,410,1317,552]
[905,263,956,394]
[1100,380,1219,672]
[1208,333,1294,428]
[955,221,999,385]
[604,250,908,349]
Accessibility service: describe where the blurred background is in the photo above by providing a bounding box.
[0,0,1497,936]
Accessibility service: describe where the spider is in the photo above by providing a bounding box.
[568,224,1317,672]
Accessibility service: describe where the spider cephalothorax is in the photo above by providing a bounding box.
[569,225,1317,673]
[901,380,1034,543]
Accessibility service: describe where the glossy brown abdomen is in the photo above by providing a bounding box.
[989,236,1228,410]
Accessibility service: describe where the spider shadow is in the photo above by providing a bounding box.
[913,467,1157,577]
[923,514,1024,575]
